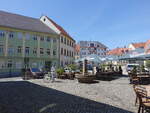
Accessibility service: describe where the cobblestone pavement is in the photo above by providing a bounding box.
[0,76,137,113]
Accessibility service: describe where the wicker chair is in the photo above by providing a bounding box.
[136,87,150,113]
[133,85,146,106]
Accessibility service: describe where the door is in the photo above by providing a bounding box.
[45,61,51,71]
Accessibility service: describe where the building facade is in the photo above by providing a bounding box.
[40,16,75,67]
[78,41,107,58]
[128,42,145,51]
[0,11,59,76]
[75,44,80,60]
[106,47,130,65]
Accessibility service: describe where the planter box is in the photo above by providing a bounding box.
[57,74,66,79]
[76,75,96,83]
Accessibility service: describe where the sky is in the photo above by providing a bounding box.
[0,0,150,49]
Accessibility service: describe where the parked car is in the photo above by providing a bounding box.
[26,68,44,79]
[126,64,140,73]
[39,68,48,74]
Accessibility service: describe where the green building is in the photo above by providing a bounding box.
[0,11,60,76]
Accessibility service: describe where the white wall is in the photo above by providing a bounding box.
[128,44,135,50]
[40,16,61,34]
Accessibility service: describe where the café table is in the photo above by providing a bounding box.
[136,75,150,84]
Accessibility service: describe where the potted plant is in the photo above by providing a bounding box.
[56,68,65,79]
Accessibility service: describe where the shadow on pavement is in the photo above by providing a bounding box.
[0,81,134,113]
[96,74,129,81]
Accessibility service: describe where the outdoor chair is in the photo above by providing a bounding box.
[133,85,139,106]
[135,87,150,113]
[133,85,147,106]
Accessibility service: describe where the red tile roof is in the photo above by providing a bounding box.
[144,40,150,53]
[144,40,150,49]
[46,16,75,42]
[132,42,146,48]
[107,48,129,56]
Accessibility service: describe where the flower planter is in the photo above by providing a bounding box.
[57,74,67,79]
[76,74,96,83]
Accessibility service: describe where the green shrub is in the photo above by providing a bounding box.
[56,68,64,75]
[68,64,77,71]
[100,64,106,71]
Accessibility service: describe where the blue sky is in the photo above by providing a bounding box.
[1,0,150,49]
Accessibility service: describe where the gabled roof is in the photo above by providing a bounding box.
[131,42,146,48]
[0,10,57,34]
[107,48,129,56]
[46,16,75,41]
[144,40,150,49]
[144,40,150,54]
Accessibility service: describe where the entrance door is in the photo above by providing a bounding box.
[24,58,29,69]
[45,61,51,71]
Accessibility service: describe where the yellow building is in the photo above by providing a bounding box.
[0,10,60,77]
